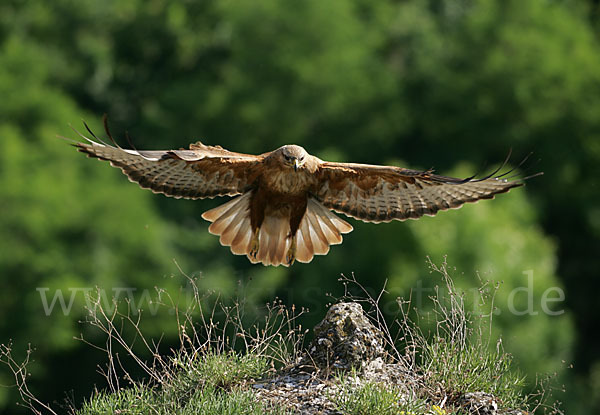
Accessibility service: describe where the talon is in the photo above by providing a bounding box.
[249,228,260,259]
[286,236,297,266]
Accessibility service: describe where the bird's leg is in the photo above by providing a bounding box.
[286,199,306,266]
[286,234,297,266]
[249,227,260,259]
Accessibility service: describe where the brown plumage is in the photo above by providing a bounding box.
[70,122,538,266]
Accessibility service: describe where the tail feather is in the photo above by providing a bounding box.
[219,210,246,246]
[203,193,251,236]
[296,225,314,263]
[201,194,353,266]
[258,216,290,266]
[230,216,252,255]
[257,219,273,264]
[314,206,343,244]
[328,212,354,234]
[305,211,329,255]
[312,200,353,237]
[294,198,353,262]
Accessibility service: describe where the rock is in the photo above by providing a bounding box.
[251,302,394,414]
[251,302,528,415]
[458,392,498,415]
[305,302,386,370]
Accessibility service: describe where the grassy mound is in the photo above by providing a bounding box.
[2,260,561,414]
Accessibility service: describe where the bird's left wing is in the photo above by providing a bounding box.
[315,161,533,223]
[74,134,262,199]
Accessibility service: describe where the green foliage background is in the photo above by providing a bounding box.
[0,0,598,413]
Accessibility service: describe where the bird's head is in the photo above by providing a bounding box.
[278,145,308,171]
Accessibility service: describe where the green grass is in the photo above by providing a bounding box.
[422,338,526,409]
[77,352,291,415]
[332,375,428,415]
[167,350,270,397]
[408,261,529,411]
[78,384,291,415]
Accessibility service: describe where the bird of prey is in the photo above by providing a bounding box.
[71,121,537,267]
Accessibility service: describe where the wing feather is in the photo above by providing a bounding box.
[315,161,532,223]
[74,135,262,199]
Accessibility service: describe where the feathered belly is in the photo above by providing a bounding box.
[264,171,313,195]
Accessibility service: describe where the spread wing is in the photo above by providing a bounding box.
[73,130,262,199]
[315,161,534,223]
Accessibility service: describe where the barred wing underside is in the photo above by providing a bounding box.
[75,138,262,199]
[315,162,525,223]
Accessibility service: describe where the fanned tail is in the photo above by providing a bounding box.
[201,194,353,266]
[202,192,254,256]
[295,198,353,263]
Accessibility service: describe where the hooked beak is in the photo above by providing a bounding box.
[293,159,299,172]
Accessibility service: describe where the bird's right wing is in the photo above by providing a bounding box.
[73,127,262,199]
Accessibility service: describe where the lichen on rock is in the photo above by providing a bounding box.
[252,301,527,415]
[305,302,386,370]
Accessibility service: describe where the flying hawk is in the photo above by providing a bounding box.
[71,121,537,267]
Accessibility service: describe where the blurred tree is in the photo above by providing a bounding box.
[1,0,597,413]
[0,24,248,411]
